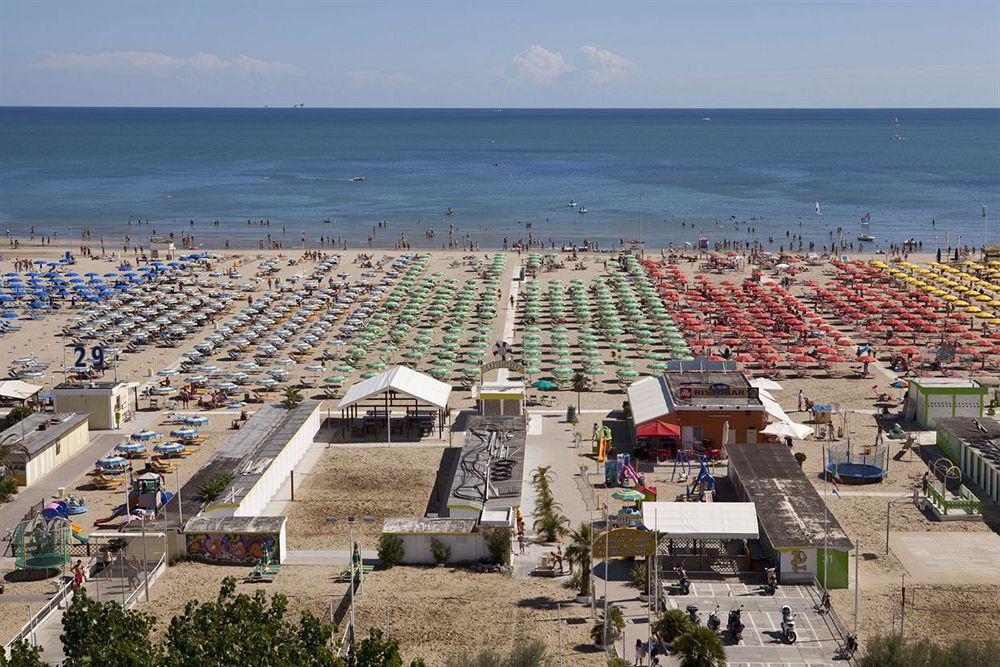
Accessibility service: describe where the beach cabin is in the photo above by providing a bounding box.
[935,417,1000,506]
[727,441,853,588]
[903,378,987,428]
[1,413,90,487]
[474,381,525,417]
[51,381,137,430]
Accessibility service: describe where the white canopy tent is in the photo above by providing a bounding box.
[762,421,814,439]
[0,380,43,402]
[642,501,759,540]
[337,365,452,442]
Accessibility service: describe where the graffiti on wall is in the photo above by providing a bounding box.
[186,532,277,563]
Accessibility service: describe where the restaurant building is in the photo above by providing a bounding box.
[627,360,768,454]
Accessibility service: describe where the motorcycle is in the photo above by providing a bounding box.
[780,605,797,644]
[727,606,745,643]
[840,633,859,658]
[762,567,778,595]
[685,604,701,626]
[706,606,721,632]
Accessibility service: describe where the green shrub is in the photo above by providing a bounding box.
[672,626,726,667]
[590,606,625,645]
[794,452,807,467]
[485,529,511,565]
[0,475,19,503]
[197,472,233,503]
[0,405,34,431]
[430,538,451,566]
[629,560,649,594]
[377,535,405,568]
[858,633,1000,667]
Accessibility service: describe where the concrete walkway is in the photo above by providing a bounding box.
[496,261,521,383]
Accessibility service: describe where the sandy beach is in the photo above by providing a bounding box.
[0,238,997,661]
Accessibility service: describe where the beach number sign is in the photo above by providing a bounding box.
[73,344,105,368]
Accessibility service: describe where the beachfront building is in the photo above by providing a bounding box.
[935,417,1000,506]
[1,413,90,487]
[727,441,853,588]
[626,360,768,456]
[51,381,138,430]
[201,402,321,518]
[903,378,987,428]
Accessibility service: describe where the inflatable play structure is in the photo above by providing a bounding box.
[94,472,174,529]
[9,500,89,570]
[604,453,657,500]
[596,425,613,462]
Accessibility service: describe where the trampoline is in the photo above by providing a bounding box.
[825,443,887,484]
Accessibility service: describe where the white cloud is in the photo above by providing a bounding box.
[348,70,419,87]
[513,44,573,85]
[35,51,297,83]
[580,46,635,84]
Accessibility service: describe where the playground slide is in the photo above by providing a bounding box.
[93,504,128,526]
[71,522,89,545]
[621,464,658,498]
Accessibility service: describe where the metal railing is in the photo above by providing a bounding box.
[812,576,858,666]
[5,558,97,651]
[122,553,167,608]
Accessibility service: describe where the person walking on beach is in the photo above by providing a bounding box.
[71,559,85,589]
[635,638,647,666]
[798,389,805,412]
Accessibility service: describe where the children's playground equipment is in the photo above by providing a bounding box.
[604,454,657,500]
[94,472,174,529]
[8,500,88,571]
[682,457,716,501]
[596,426,613,462]
[825,443,887,484]
[916,458,983,520]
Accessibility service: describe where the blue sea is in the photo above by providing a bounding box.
[0,107,997,249]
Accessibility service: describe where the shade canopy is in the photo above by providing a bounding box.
[337,365,452,411]
[626,375,672,425]
[642,502,759,540]
[0,380,42,401]
[762,421,814,439]
[635,419,681,438]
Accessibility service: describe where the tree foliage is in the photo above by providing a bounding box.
[281,386,304,410]
[163,577,333,666]
[672,625,726,667]
[0,405,34,431]
[653,608,695,644]
[0,639,45,667]
[60,586,161,667]
[858,633,1000,667]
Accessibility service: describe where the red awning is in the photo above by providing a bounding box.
[636,420,681,438]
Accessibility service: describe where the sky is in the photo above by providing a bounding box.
[1,0,998,108]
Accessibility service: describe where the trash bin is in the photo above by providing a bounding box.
[566,405,577,423]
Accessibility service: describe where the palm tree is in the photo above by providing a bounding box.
[672,626,726,667]
[571,371,587,416]
[531,494,563,519]
[530,466,554,494]
[563,522,594,596]
[653,609,694,645]
[629,560,650,595]
[533,512,569,543]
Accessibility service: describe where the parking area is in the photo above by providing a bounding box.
[661,581,846,666]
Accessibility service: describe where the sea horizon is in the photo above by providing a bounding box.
[2,106,997,250]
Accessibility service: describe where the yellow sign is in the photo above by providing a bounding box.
[592,528,656,559]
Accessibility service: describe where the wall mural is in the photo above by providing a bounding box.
[186,532,278,563]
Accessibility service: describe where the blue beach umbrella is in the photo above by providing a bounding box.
[115,441,146,454]
[96,455,127,469]
[154,442,186,454]
[131,430,159,441]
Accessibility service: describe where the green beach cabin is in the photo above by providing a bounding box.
[903,378,986,429]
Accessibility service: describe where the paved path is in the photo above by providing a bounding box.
[890,532,1000,584]
[496,261,521,383]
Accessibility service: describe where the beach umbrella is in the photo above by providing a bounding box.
[611,489,645,501]
[114,441,146,454]
[184,415,209,426]
[531,380,558,390]
[131,430,158,441]
[96,455,128,469]
[154,442,186,454]
[170,428,198,439]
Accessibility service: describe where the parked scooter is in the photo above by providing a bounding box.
[840,633,859,658]
[685,604,701,626]
[780,605,797,644]
[727,606,745,643]
[706,606,721,633]
[762,566,778,595]
[673,566,690,595]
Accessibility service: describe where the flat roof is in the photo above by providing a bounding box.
[1,413,89,458]
[937,417,1000,475]
[642,502,759,540]
[53,381,128,390]
[727,442,853,550]
[446,415,526,515]
[910,378,982,389]
[184,515,286,533]
[383,517,477,534]
[206,402,319,510]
